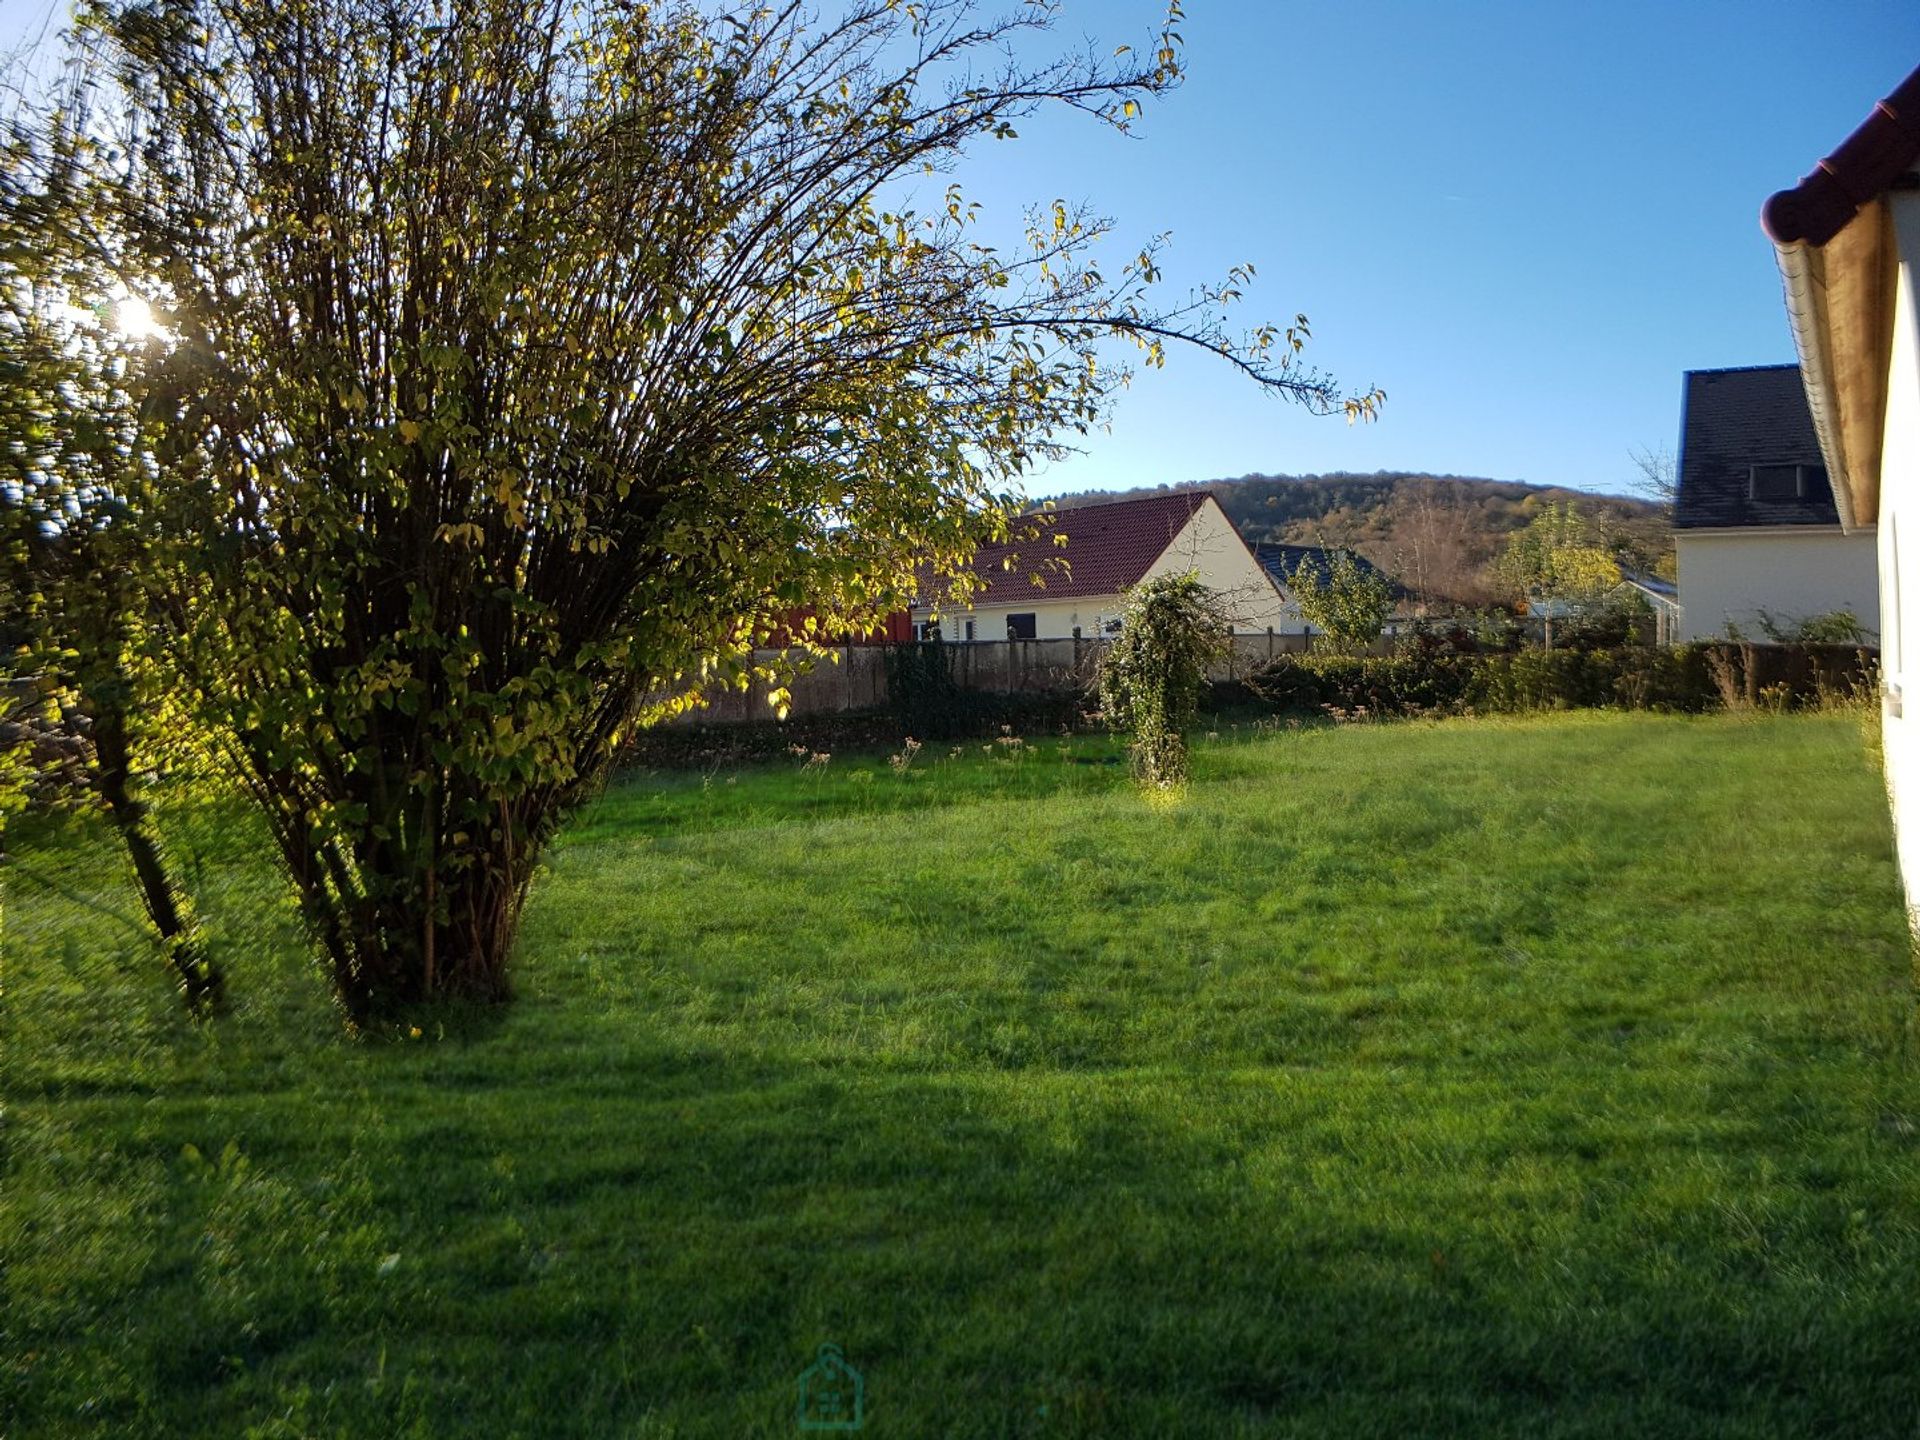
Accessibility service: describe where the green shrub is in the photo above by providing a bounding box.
[1099,574,1230,787]
[1555,592,1653,650]
[1241,653,1474,717]
[1461,646,1719,714]
[1748,609,1874,645]
[885,642,1097,741]
[1466,650,1593,712]
[1606,645,1715,712]
[883,641,1009,740]
[1241,644,1733,719]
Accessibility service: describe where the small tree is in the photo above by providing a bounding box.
[1287,549,1393,652]
[1099,573,1229,788]
[1490,502,1620,649]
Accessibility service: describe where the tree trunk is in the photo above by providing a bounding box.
[88,699,224,1011]
[272,791,540,1024]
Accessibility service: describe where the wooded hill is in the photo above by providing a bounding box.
[1050,471,1673,607]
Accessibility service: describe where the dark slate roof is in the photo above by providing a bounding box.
[1254,542,1399,595]
[1674,365,1839,530]
[932,491,1212,605]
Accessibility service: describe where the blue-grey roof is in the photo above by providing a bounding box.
[1254,542,1397,594]
[1674,365,1838,530]
[1619,569,1678,600]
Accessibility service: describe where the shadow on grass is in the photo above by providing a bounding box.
[14,1032,1919,1439]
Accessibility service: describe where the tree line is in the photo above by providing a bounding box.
[1055,470,1674,606]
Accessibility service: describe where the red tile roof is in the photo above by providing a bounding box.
[1762,61,1920,247]
[935,490,1213,606]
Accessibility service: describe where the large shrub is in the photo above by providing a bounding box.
[21,0,1376,1020]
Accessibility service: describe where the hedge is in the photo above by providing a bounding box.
[1222,643,1875,720]
[623,643,1878,770]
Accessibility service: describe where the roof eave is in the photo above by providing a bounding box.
[1767,197,1902,533]
[1761,62,1920,533]
[1761,64,1920,249]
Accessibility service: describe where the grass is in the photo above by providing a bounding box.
[5,711,1919,1438]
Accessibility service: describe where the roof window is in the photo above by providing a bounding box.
[1748,463,1827,502]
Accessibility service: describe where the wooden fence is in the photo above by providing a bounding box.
[672,633,1327,725]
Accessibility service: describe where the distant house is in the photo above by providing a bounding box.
[1252,542,1420,634]
[1672,364,1879,642]
[1615,571,1683,645]
[1762,59,1920,917]
[911,491,1297,641]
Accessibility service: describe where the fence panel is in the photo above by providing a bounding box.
[665,633,1329,725]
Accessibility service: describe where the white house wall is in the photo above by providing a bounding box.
[1878,186,1920,924]
[1674,528,1879,642]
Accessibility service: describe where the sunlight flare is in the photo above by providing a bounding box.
[113,293,166,341]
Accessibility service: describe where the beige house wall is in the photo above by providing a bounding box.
[1138,497,1299,632]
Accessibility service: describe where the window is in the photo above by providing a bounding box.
[1006,613,1037,640]
[1748,463,1828,502]
[963,619,976,642]
[917,622,941,642]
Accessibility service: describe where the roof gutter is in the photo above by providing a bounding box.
[1769,239,1859,531]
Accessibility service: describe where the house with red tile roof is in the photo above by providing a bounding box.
[1763,59,1920,918]
[910,491,1299,641]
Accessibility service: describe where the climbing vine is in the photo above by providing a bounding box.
[1098,573,1230,788]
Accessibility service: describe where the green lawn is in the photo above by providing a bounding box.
[6,712,1920,1438]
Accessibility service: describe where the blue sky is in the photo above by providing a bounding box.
[949,0,1920,500]
[5,0,1917,502]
